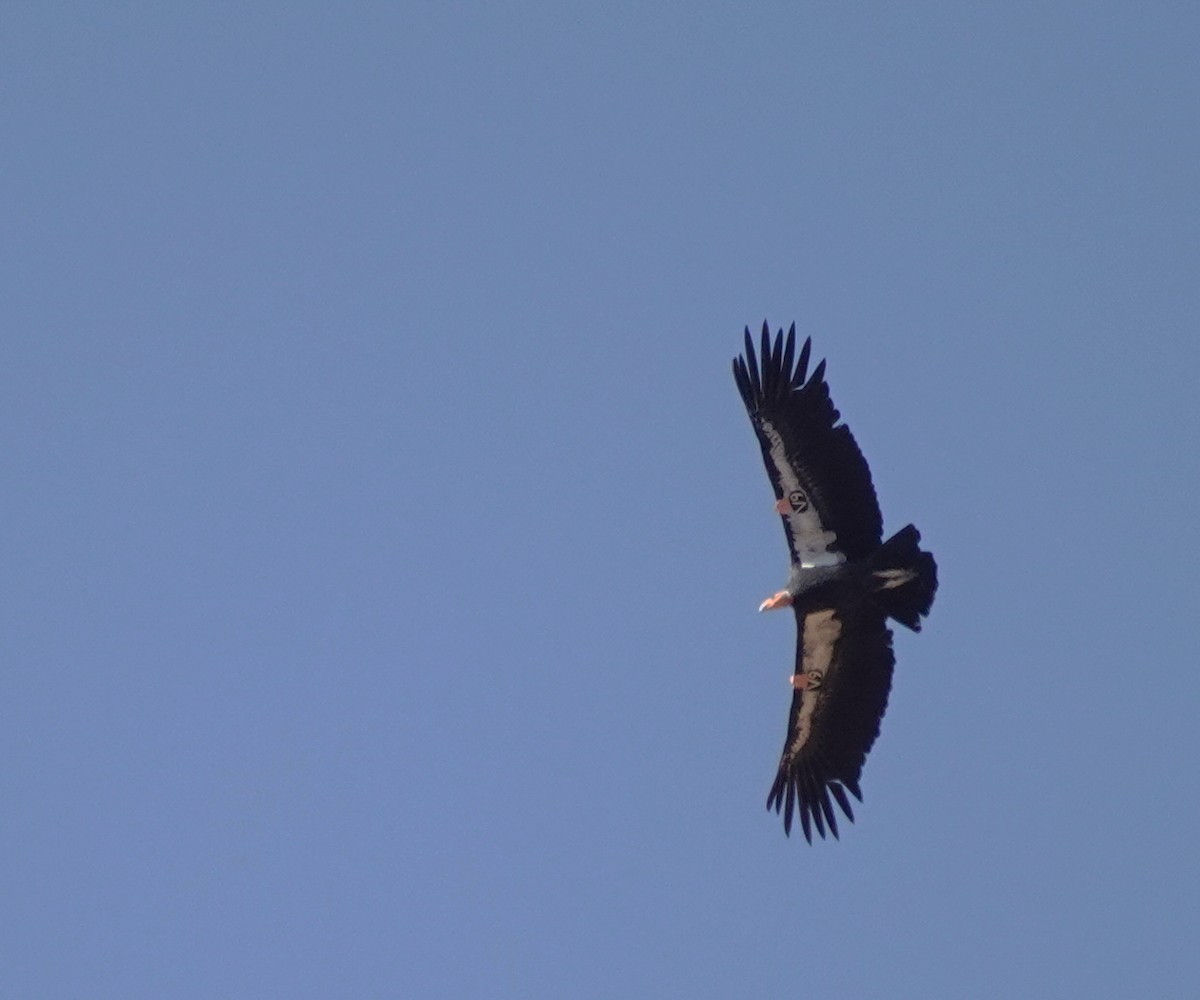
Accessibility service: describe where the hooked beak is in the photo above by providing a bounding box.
[758,591,793,612]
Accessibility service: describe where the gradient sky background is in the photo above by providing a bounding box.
[4,4,1199,997]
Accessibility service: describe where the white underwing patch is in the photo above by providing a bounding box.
[788,608,843,756]
[760,418,846,569]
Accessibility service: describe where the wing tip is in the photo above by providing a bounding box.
[733,322,826,410]
[768,769,860,844]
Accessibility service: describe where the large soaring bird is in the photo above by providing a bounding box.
[733,323,938,842]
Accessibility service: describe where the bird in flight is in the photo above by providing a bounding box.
[733,323,938,842]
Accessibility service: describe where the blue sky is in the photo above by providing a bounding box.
[4,3,1199,997]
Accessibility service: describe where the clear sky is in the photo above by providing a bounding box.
[4,3,1199,997]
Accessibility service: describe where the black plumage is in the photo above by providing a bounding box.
[733,323,938,842]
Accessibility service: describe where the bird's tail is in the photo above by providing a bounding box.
[868,524,938,632]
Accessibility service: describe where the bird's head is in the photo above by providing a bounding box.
[758,591,794,612]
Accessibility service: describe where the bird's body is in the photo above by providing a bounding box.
[733,323,938,842]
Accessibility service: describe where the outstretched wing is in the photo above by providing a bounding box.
[732,323,883,565]
[767,605,895,842]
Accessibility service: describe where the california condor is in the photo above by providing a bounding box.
[733,323,938,842]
